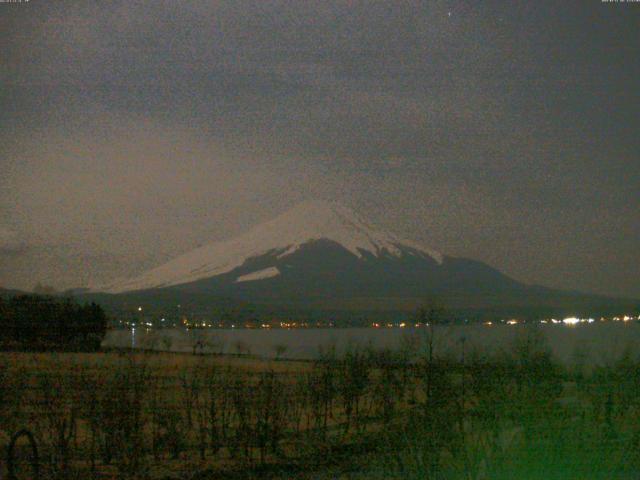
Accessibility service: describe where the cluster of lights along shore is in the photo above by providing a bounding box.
[119,306,640,330]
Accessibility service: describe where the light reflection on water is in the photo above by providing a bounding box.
[103,323,640,365]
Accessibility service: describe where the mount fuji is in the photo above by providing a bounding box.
[98,200,444,294]
[87,201,637,319]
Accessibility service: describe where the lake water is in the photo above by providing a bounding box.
[102,322,640,365]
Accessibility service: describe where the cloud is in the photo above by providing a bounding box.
[0,1,638,297]
[0,227,25,255]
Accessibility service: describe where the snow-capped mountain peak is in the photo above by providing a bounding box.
[96,200,442,293]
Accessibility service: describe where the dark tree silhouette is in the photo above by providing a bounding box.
[0,295,108,351]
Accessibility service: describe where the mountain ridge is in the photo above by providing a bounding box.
[95,200,443,293]
[87,201,639,318]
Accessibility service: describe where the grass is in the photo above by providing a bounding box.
[1,330,639,479]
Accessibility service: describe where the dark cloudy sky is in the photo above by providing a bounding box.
[1,1,639,298]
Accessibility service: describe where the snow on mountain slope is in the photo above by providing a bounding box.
[235,266,280,283]
[96,200,442,293]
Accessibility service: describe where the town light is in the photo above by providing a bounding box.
[563,317,580,325]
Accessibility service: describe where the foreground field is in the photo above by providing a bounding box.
[1,331,640,479]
